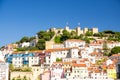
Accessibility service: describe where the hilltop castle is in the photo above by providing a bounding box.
[47,24,98,36]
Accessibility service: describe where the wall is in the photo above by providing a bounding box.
[10,72,33,80]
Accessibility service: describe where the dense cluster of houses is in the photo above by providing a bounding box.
[1,39,120,80]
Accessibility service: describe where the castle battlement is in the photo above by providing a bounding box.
[47,24,98,36]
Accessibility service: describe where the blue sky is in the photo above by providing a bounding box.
[0,0,120,47]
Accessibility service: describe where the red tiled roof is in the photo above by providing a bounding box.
[72,63,86,67]
[90,52,99,55]
[45,48,70,52]
[94,69,100,73]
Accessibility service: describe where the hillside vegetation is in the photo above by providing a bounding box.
[10,30,120,53]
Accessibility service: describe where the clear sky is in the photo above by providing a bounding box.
[0,0,120,47]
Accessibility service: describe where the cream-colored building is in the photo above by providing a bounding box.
[45,48,69,66]
[47,25,98,36]
[10,66,41,80]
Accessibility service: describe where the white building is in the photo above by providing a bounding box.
[19,42,30,48]
[80,47,94,59]
[12,57,23,67]
[71,63,88,79]
[51,62,63,80]
[0,51,5,61]
[64,39,85,48]
[90,70,113,80]
[12,56,40,68]
[28,57,39,67]
[45,48,69,66]
[107,41,120,49]
[52,44,64,49]
[0,61,9,80]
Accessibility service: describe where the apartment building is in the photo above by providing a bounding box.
[64,39,86,48]
[5,52,40,68]
[0,61,9,80]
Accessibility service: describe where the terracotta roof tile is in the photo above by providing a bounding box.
[72,63,86,67]
[45,48,70,52]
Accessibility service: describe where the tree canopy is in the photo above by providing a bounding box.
[85,31,93,36]
[36,39,45,50]
[109,46,120,56]
[103,30,115,34]
[20,36,30,43]
[37,30,55,41]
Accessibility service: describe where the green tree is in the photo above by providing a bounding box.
[54,36,61,43]
[12,78,15,80]
[70,31,77,38]
[9,64,14,71]
[48,31,55,39]
[16,47,27,51]
[109,46,120,56]
[28,47,39,51]
[36,39,45,50]
[23,76,27,80]
[103,30,115,34]
[61,30,70,42]
[85,31,93,36]
[83,37,90,43]
[37,31,46,39]
[56,58,62,62]
[20,36,30,43]
[93,33,101,37]
[37,30,55,41]
[29,36,36,41]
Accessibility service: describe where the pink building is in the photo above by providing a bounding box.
[41,71,50,80]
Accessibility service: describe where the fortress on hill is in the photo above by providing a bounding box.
[45,24,99,49]
[47,23,98,36]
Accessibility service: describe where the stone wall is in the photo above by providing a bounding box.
[10,71,33,80]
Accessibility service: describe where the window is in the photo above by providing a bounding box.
[73,52,74,54]
[69,73,70,76]
[74,71,76,73]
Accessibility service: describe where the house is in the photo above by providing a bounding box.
[89,40,103,49]
[18,42,30,48]
[31,65,41,80]
[0,61,9,80]
[107,64,117,79]
[51,62,64,80]
[64,39,86,48]
[5,52,40,68]
[80,47,94,59]
[52,43,64,49]
[71,63,88,79]
[41,70,50,80]
[0,51,5,61]
[107,41,120,49]
[45,48,69,66]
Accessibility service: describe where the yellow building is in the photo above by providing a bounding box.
[107,64,117,79]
